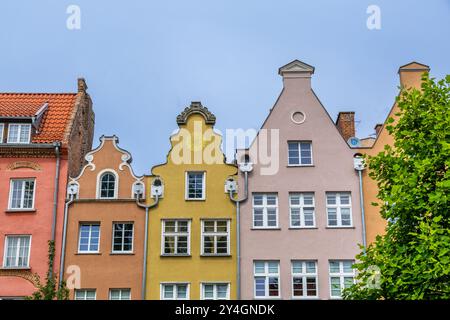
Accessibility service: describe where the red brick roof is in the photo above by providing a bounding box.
[0,93,78,143]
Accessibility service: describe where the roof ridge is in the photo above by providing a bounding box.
[0,92,77,96]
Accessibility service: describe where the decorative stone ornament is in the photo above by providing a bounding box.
[176,101,216,125]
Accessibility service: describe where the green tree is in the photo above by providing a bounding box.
[27,240,69,300]
[344,74,450,300]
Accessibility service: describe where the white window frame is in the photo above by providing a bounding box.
[253,261,280,299]
[78,223,101,254]
[6,123,31,144]
[109,288,131,300]
[289,193,316,228]
[200,282,230,300]
[96,169,119,199]
[287,141,313,166]
[185,171,206,200]
[291,260,319,299]
[111,222,134,254]
[200,220,230,255]
[161,220,191,255]
[0,123,4,142]
[326,192,353,227]
[252,193,278,229]
[74,289,96,300]
[8,178,36,210]
[3,235,32,268]
[329,260,355,299]
[160,283,190,300]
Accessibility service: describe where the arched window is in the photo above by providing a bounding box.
[99,172,116,199]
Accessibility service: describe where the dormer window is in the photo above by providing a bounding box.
[7,123,31,144]
[0,123,4,142]
[98,171,117,199]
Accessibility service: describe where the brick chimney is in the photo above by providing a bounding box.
[374,123,383,136]
[78,78,88,93]
[398,62,430,89]
[336,112,355,142]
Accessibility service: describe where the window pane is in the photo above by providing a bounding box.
[290,208,301,226]
[177,285,187,299]
[216,236,228,254]
[100,173,115,198]
[163,285,174,299]
[253,208,264,227]
[216,221,228,232]
[266,195,277,205]
[267,209,277,227]
[329,261,340,273]
[177,221,188,232]
[268,277,279,296]
[290,195,300,205]
[203,285,214,299]
[341,208,351,226]
[253,195,263,206]
[293,277,303,296]
[268,262,279,273]
[340,194,350,205]
[306,278,317,296]
[203,236,214,254]
[330,277,341,297]
[255,277,265,297]
[254,262,265,274]
[292,261,302,274]
[164,236,175,254]
[327,194,336,205]
[343,261,353,273]
[164,221,176,232]
[327,208,337,226]
[216,285,228,299]
[203,221,215,232]
[344,277,354,288]
[19,125,30,143]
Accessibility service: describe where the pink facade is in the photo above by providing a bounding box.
[239,60,363,300]
[0,156,68,297]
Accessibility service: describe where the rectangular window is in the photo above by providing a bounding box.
[253,194,278,228]
[288,141,312,165]
[161,283,189,300]
[329,260,355,298]
[7,124,31,144]
[8,179,35,210]
[3,235,31,268]
[162,220,190,255]
[109,289,131,300]
[292,261,318,298]
[74,289,96,300]
[78,224,100,253]
[112,223,134,253]
[0,123,4,142]
[201,283,230,300]
[201,220,229,255]
[289,193,315,228]
[254,261,280,298]
[186,172,205,200]
[326,192,352,227]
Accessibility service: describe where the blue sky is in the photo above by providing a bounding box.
[1,0,449,175]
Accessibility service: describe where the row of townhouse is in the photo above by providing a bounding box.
[0,59,430,300]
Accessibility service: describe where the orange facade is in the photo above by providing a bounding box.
[63,136,146,300]
[357,62,430,244]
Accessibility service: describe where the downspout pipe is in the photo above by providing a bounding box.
[58,194,75,288]
[136,194,159,300]
[50,142,61,278]
[228,171,249,300]
[358,170,367,254]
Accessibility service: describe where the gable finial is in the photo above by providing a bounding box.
[176,101,216,125]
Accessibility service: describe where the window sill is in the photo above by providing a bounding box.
[288,227,318,230]
[160,254,191,257]
[185,198,206,201]
[1,267,31,270]
[326,226,355,229]
[291,296,320,300]
[110,252,134,255]
[5,209,36,213]
[251,228,281,231]
[75,252,102,255]
[200,254,231,257]
[287,165,314,167]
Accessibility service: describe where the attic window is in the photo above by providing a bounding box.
[7,124,31,144]
[0,123,4,143]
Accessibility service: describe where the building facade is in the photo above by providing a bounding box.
[63,136,146,300]
[145,102,237,300]
[238,60,363,300]
[357,62,430,244]
[0,79,94,299]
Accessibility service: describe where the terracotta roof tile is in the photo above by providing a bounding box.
[0,93,78,144]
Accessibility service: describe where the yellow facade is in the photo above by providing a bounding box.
[358,62,430,244]
[145,103,237,300]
